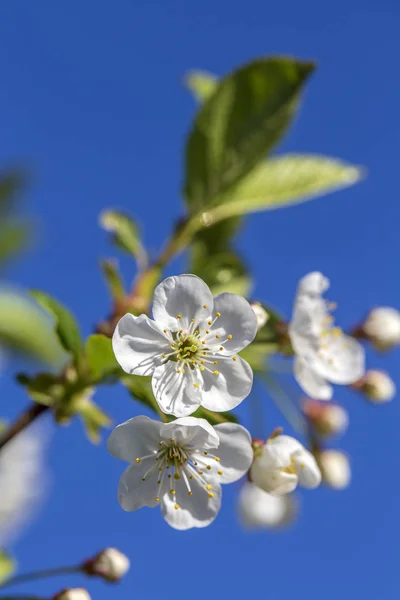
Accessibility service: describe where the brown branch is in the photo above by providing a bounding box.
[0,402,49,451]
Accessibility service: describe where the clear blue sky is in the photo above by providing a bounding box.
[0,1,399,599]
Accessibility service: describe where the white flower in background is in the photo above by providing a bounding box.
[108,415,253,530]
[54,588,91,600]
[113,274,257,417]
[250,302,269,330]
[363,307,400,350]
[357,369,396,403]
[250,434,321,496]
[303,400,349,438]
[238,481,296,529]
[85,547,130,582]
[289,272,365,400]
[0,423,49,547]
[318,450,351,490]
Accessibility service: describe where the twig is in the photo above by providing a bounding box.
[0,565,81,591]
[0,403,49,451]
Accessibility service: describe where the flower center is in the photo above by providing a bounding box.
[134,439,223,510]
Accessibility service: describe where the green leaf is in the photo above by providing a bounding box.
[100,259,125,302]
[204,154,363,222]
[0,551,16,585]
[85,334,121,382]
[16,372,63,406]
[122,375,159,413]
[184,57,315,212]
[0,291,66,366]
[185,70,218,103]
[100,210,147,265]
[192,250,252,297]
[30,291,83,365]
[0,221,32,266]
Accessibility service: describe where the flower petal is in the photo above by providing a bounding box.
[117,463,160,511]
[297,272,330,297]
[159,417,220,449]
[312,334,365,385]
[152,274,213,331]
[112,314,170,376]
[211,423,253,483]
[238,482,295,529]
[208,293,258,354]
[152,361,202,417]
[292,449,321,489]
[200,356,253,412]
[294,356,333,400]
[107,416,161,463]
[160,476,221,530]
[250,464,298,496]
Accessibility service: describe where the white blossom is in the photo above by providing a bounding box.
[108,415,253,530]
[238,481,295,529]
[289,272,365,400]
[54,589,91,600]
[250,434,321,496]
[318,450,351,490]
[0,423,49,547]
[250,302,269,330]
[303,400,349,437]
[358,370,396,403]
[363,307,400,350]
[113,274,257,417]
[88,548,130,582]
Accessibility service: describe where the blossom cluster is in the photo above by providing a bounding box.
[107,272,397,530]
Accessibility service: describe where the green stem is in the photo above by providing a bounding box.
[260,373,307,435]
[0,566,81,590]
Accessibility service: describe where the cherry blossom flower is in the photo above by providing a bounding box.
[54,589,91,600]
[289,272,365,400]
[355,369,396,403]
[303,400,349,437]
[318,450,351,490]
[238,481,296,529]
[113,274,257,417]
[107,415,253,530]
[84,548,130,582]
[250,434,321,496]
[250,302,269,330]
[362,306,400,350]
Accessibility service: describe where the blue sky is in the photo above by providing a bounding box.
[0,1,399,599]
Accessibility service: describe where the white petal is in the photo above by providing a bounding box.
[159,417,220,449]
[292,449,321,489]
[312,335,365,385]
[212,423,253,483]
[289,294,327,356]
[294,356,333,400]
[238,482,294,529]
[152,361,202,417]
[152,274,213,331]
[254,436,301,472]
[112,313,170,376]
[107,416,161,463]
[209,293,258,354]
[160,476,221,530]
[297,272,330,297]
[200,356,253,412]
[251,464,298,496]
[117,464,159,511]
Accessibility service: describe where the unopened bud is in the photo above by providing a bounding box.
[238,482,296,529]
[362,307,400,350]
[318,450,351,490]
[250,302,269,330]
[53,588,91,600]
[83,548,130,583]
[303,400,348,437]
[355,370,396,403]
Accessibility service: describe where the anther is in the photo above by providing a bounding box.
[208,492,214,498]
[213,361,218,365]
[208,321,212,326]
[170,489,176,495]
[177,314,182,319]
[206,484,212,490]
[206,465,211,470]
[216,334,220,339]
[219,347,224,351]
[162,353,166,358]
[188,491,193,496]
[204,451,208,455]
[206,330,210,334]
[174,473,181,480]
[203,304,207,309]
[232,356,237,361]
[200,366,205,371]
[216,312,221,318]
[155,497,160,502]
[202,341,206,345]
[218,470,223,475]
[135,458,140,463]
[214,370,219,375]
[174,504,180,510]
[198,470,203,475]
[215,457,220,462]
[193,383,199,388]
[163,329,167,333]
[227,334,232,340]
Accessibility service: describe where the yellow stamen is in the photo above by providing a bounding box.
[135,458,140,463]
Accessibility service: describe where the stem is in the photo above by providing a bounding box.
[0,403,49,451]
[0,566,81,591]
[260,373,308,436]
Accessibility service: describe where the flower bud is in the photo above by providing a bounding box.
[318,450,351,490]
[355,370,396,403]
[53,588,91,600]
[238,482,296,529]
[83,547,130,583]
[362,307,400,350]
[250,302,269,330]
[303,400,349,437]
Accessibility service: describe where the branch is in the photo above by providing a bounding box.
[0,566,80,591]
[0,403,49,451]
